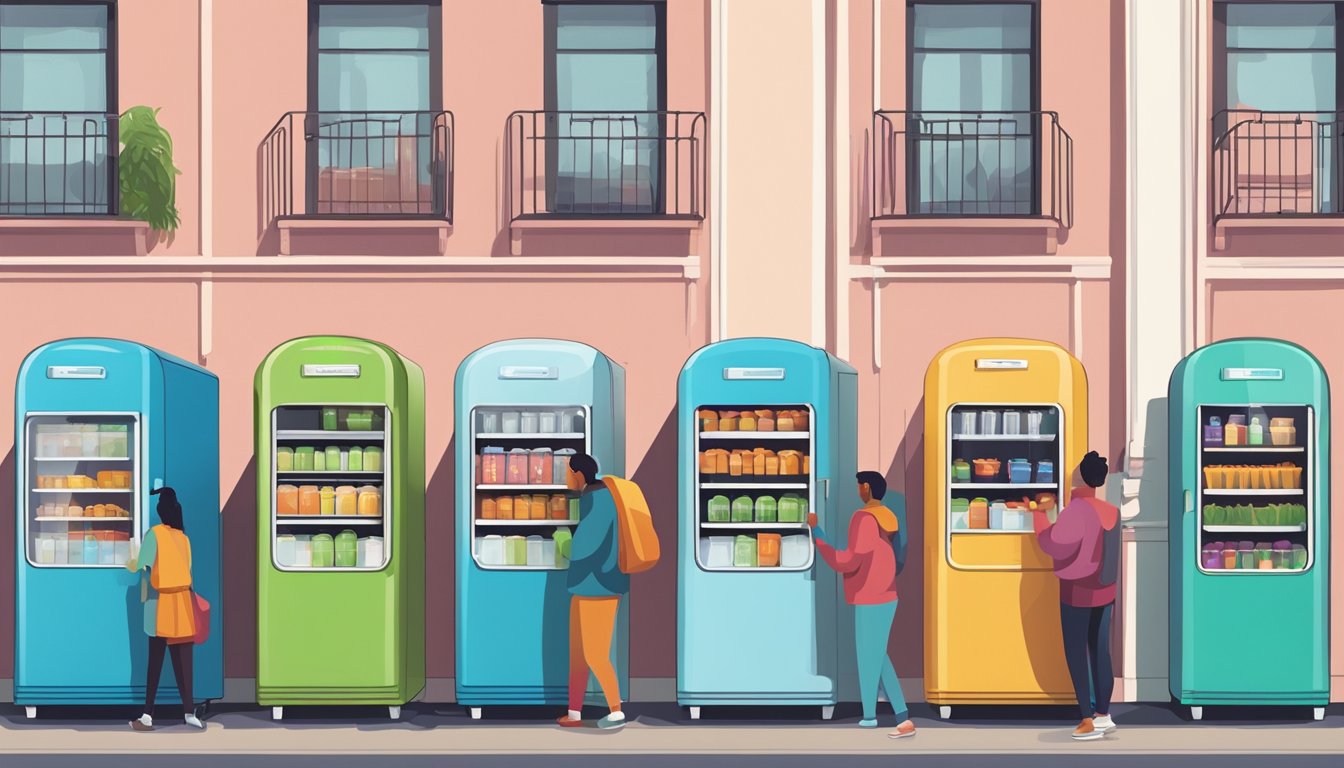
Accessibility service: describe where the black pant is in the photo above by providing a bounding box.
[145,637,193,717]
[1060,602,1114,720]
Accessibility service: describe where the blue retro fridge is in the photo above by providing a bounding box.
[677,338,859,719]
[14,339,222,717]
[455,339,628,717]
[1169,338,1330,721]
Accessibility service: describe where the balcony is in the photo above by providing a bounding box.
[505,110,705,256]
[1211,110,1344,251]
[870,110,1073,257]
[261,111,453,256]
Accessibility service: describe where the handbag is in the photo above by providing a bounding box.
[191,590,211,645]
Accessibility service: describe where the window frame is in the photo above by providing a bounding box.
[904,0,1041,217]
[0,0,118,216]
[1214,0,1343,117]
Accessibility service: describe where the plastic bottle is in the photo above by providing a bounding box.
[1248,416,1264,446]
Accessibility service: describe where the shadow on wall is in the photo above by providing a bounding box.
[1133,397,1171,699]
[886,399,925,681]
[222,457,258,678]
[629,408,679,679]
[425,436,456,679]
[0,450,13,677]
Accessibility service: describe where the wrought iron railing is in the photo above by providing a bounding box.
[0,111,118,216]
[506,110,705,221]
[262,110,453,224]
[1212,109,1344,222]
[872,110,1073,227]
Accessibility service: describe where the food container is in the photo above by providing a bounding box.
[320,486,335,516]
[972,458,1001,482]
[550,494,569,520]
[298,485,320,515]
[1026,410,1044,436]
[357,486,381,516]
[335,486,357,516]
[313,450,327,472]
[1003,502,1030,531]
[951,510,970,530]
[1270,425,1297,446]
[364,446,383,472]
[979,410,1000,436]
[322,407,339,431]
[529,495,546,520]
[1292,544,1308,569]
[757,533,782,567]
[524,535,545,567]
[520,412,540,434]
[708,495,731,522]
[293,446,314,471]
[334,530,359,568]
[731,496,754,523]
[506,449,529,485]
[1202,544,1222,570]
[1002,411,1023,435]
[553,448,576,484]
[1236,548,1255,570]
[276,447,294,472]
[1203,416,1224,448]
[989,501,1007,530]
[496,496,515,520]
[780,535,810,568]
[538,411,558,434]
[99,424,128,458]
[529,448,553,485]
[1224,414,1247,446]
[1036,460,1055,484]
[276,484,299,516]
[311,534,335,568]
[500,412,521,434]
[569,498,580,521]
[1255,545,1274,569]
[356,536,384,568]
[956,411,978,436]
[968,498,989,529]
[754,495,778,523]
[80,425,99,457]
[777,494,805,523]
[733,535,758,568]
[479,411,500,434]
[951,459,972,483]
[348,446,363,472]
[480,497,498,520]
[480,447,506,485]
[1008,459,1032,484]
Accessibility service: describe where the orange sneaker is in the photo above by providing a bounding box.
[888,720,916,739]
[556,715,584,728]
[1072,718,1103,741]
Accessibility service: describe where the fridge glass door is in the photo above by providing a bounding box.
[1195,404,1313,575]
[946,402,1062,571]
[693,404,815,572]
[470,404,590,570]
[24,413,140,568]
[270,405,392,572]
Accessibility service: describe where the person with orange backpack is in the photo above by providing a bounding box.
[554,452,659,730]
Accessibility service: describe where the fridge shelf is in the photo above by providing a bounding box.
[698,431,811,440]
[275,430,385,441]
[702,482,809,490]
[951,529,1035,535]
[477,484,569,491]
[475,432,586,440]
[32,456,131,462]
[276,471,384,478]
[275,517,383,526]
[950,483,1057,490]
[475,519,578,527]
[700,522,809,530]
[953,434,1057,442]
[34,516,132,522]
[1203,524,1307,533]
[1202,489,1304,496]
[31,488,131,494]
[1203,446,1304,453]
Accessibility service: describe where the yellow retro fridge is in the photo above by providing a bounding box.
[924,338,1087,717]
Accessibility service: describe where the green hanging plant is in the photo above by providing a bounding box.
[118,105,181,233]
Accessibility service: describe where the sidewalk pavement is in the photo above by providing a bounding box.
[0,702,1340,767]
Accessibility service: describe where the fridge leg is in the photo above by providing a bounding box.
[271,707,284,721]
[24,707,36,720]
[688,706,701,720]
[470,707,483,720]
[389,706,401,720]
[939,706,952,720]
[1190,706,1203,721]
[1313,707,1325,721]
[821,706,835,721]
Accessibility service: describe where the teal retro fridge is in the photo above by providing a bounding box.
[14,339,222,717]
[677,338,859,719]
[455,339,628,718]
[1169,338,1330,720]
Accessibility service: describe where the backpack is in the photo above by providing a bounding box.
[1079,496,1122,587]
[884,495,909,576]
[602,476,661,574]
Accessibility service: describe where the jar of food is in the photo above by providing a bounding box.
[364,446,383,472]
[334,486,357,516]
[506,449,529,485]
[298,485,320,515]
[550,494,569,520]
[313,450,327,472]
[481,497,498,520]
[276,484,299,516]
[357,486,381,516]
[529,448,553,485]
[480,447,506,485]
[348,446,363,471]
[320,486,335,516]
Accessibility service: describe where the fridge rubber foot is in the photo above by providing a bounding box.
[24,707,36,720]
[470,707,483,720]
[939,706,952,720]
[1313,707,1325,721]
[688,706,701,720]
[271,707,284,721]
[821,706,835,721]
[389,706,401,720]
[1190,707,1203,721]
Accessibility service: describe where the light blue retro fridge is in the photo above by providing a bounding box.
[1169,338,1330,721]
[455,339,628,717]
[14,339,222,717]
[677,338,859,719]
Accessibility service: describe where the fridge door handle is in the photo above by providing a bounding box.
[1184,489,1192,514]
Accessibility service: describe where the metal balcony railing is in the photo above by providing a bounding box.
[1212,110,1344,222]
[872,110,1073,227]
[506,110,705,221]
[0,111,118,216]
[262,110,453,225]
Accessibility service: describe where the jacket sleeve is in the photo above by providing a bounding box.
[1036,498,1086,560]
[816,512,877,575]
[569,495,615,563]
[130,527,158,573]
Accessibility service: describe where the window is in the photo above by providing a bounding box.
[908,2,1037,215]
[0,2,114,215]
[307,1,443,215]
[544,2,666,214]
[1222,3,1336,112]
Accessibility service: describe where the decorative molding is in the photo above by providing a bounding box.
[1200,256,1344,282]
[853,255,1111,281]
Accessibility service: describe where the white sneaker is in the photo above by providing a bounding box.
[184,714,204,730]
[1093,714,1117,733]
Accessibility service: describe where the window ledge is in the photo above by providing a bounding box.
[275,217,452,256]
[509,216,702,256]
[1212,216,1344,251]
[854,254,1110,281]
[871,216,1063,256]
[0,218,149,257]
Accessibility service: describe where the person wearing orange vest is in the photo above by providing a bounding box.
[126,487,201,731]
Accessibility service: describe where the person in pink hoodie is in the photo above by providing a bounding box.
[1033,451,1122,741]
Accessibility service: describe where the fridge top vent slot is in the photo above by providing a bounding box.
[975,359,1028,371]
[722,367,785,380]
[301,364,361,378]
[1221,367,1284,381]
[46,366,105,380]
[498,365,558,380]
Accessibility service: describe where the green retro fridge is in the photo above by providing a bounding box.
[255,336,426,720]
[1169,338,1330,721]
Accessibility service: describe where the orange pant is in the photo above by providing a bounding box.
[569,595,621,712]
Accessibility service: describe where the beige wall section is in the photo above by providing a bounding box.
[720,0,819,341]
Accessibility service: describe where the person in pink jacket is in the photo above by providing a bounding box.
[1033,451,1122,741]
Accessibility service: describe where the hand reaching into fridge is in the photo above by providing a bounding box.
[807,512,818,528]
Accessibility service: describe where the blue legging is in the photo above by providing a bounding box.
[855,600,907,721]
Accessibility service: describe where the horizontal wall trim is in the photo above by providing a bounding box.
[1202,256,1344,281]
[852,256,1112,281]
